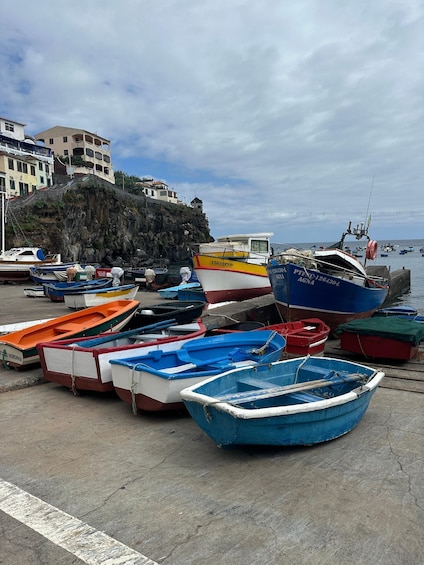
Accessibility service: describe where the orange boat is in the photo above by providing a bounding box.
[0,300,139,369]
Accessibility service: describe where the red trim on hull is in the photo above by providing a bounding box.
[205,286,271,304]
[39,368,114,392]
[114,387,186,413]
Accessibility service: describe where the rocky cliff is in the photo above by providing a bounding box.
[6,175,213,267]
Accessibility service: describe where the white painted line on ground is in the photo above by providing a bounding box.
[0,478,159,565]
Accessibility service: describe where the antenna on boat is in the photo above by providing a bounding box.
[364,174,375,232]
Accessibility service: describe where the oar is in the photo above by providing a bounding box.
[216,372,373,404]
[72,318,178,347]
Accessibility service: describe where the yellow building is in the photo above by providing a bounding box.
[0,117,53,198]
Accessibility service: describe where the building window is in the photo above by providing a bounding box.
[64,150,69,156]
[30,165,36,176]
[95,151,102,160]
[49,138,54,144]
[8,158,14,170]
[5,122,14,132]
[22,163,28,174]
[40,176,45,184]
[104,167,109,175]
[17,161,22,172]
[86,148,94,157]
[39,162,43,171]
[45,164,49,174]
[10,178,15,191]
[103,154,110,163]
[63,136,68,142]
[32,185,36,192]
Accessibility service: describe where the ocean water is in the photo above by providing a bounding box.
[273,239,424,315]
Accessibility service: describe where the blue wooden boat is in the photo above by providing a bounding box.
[43,278,112,302]
[158,282,201,300]
[110,330,286,412]
[180,356,384,448]
[267,222,389,333]
[373,305,418,317]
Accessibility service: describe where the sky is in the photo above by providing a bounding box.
[1,1,423,244]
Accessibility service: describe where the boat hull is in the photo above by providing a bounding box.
[340,332,418,360]
[44,279,112,302]
[267,262,388,332]
[193,254,271,303]
[38,321,206,392]
[213,318,330,358]
[181,356,384,448]
[0,300,139,368]
[64,285,139,309]
[336,317,424,360]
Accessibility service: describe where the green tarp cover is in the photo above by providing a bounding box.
[336,317,424,346]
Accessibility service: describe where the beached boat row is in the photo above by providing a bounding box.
[0,293,387,449]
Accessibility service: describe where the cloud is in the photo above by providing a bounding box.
[1,0,423,243]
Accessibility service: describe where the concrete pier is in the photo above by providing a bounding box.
[1,283,423,565]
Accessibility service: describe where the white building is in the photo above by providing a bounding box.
[0,117,54,198]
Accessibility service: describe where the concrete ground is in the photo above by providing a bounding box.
[1,284,423,564]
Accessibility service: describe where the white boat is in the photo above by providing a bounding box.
[64,284,139,309]
[0,319,54,335]
[23,286,45,298]
[37,320,206,393]
[110,330,286,412]
[0,191,62,282]
[30,263,86,283]
[193,233,273,303]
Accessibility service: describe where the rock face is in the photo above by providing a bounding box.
[6,175,213,266]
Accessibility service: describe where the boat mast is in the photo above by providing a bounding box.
[0,190,6,257]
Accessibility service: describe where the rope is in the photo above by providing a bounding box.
[70,346,79,395]
[356,334,370,359]
[249,330,278,355]
[294,355,311,384]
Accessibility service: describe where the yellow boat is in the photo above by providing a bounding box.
[193,233,273,303]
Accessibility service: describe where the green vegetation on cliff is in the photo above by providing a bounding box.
[6,175,212,266]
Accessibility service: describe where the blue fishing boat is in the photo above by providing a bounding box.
[110,330,286,412]
[43,278,112,302]
[181,356,384,448]
[267,222,389,333]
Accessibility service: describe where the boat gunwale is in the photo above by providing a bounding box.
[180,359,385,419]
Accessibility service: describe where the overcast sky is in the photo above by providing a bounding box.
[1,1,423,244]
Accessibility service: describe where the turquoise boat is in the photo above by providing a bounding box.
[181,356,384,448]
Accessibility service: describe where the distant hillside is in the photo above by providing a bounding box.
[5,175,213,267]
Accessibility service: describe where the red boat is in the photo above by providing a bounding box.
[336,317,424,360]
[212,318,330,357]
